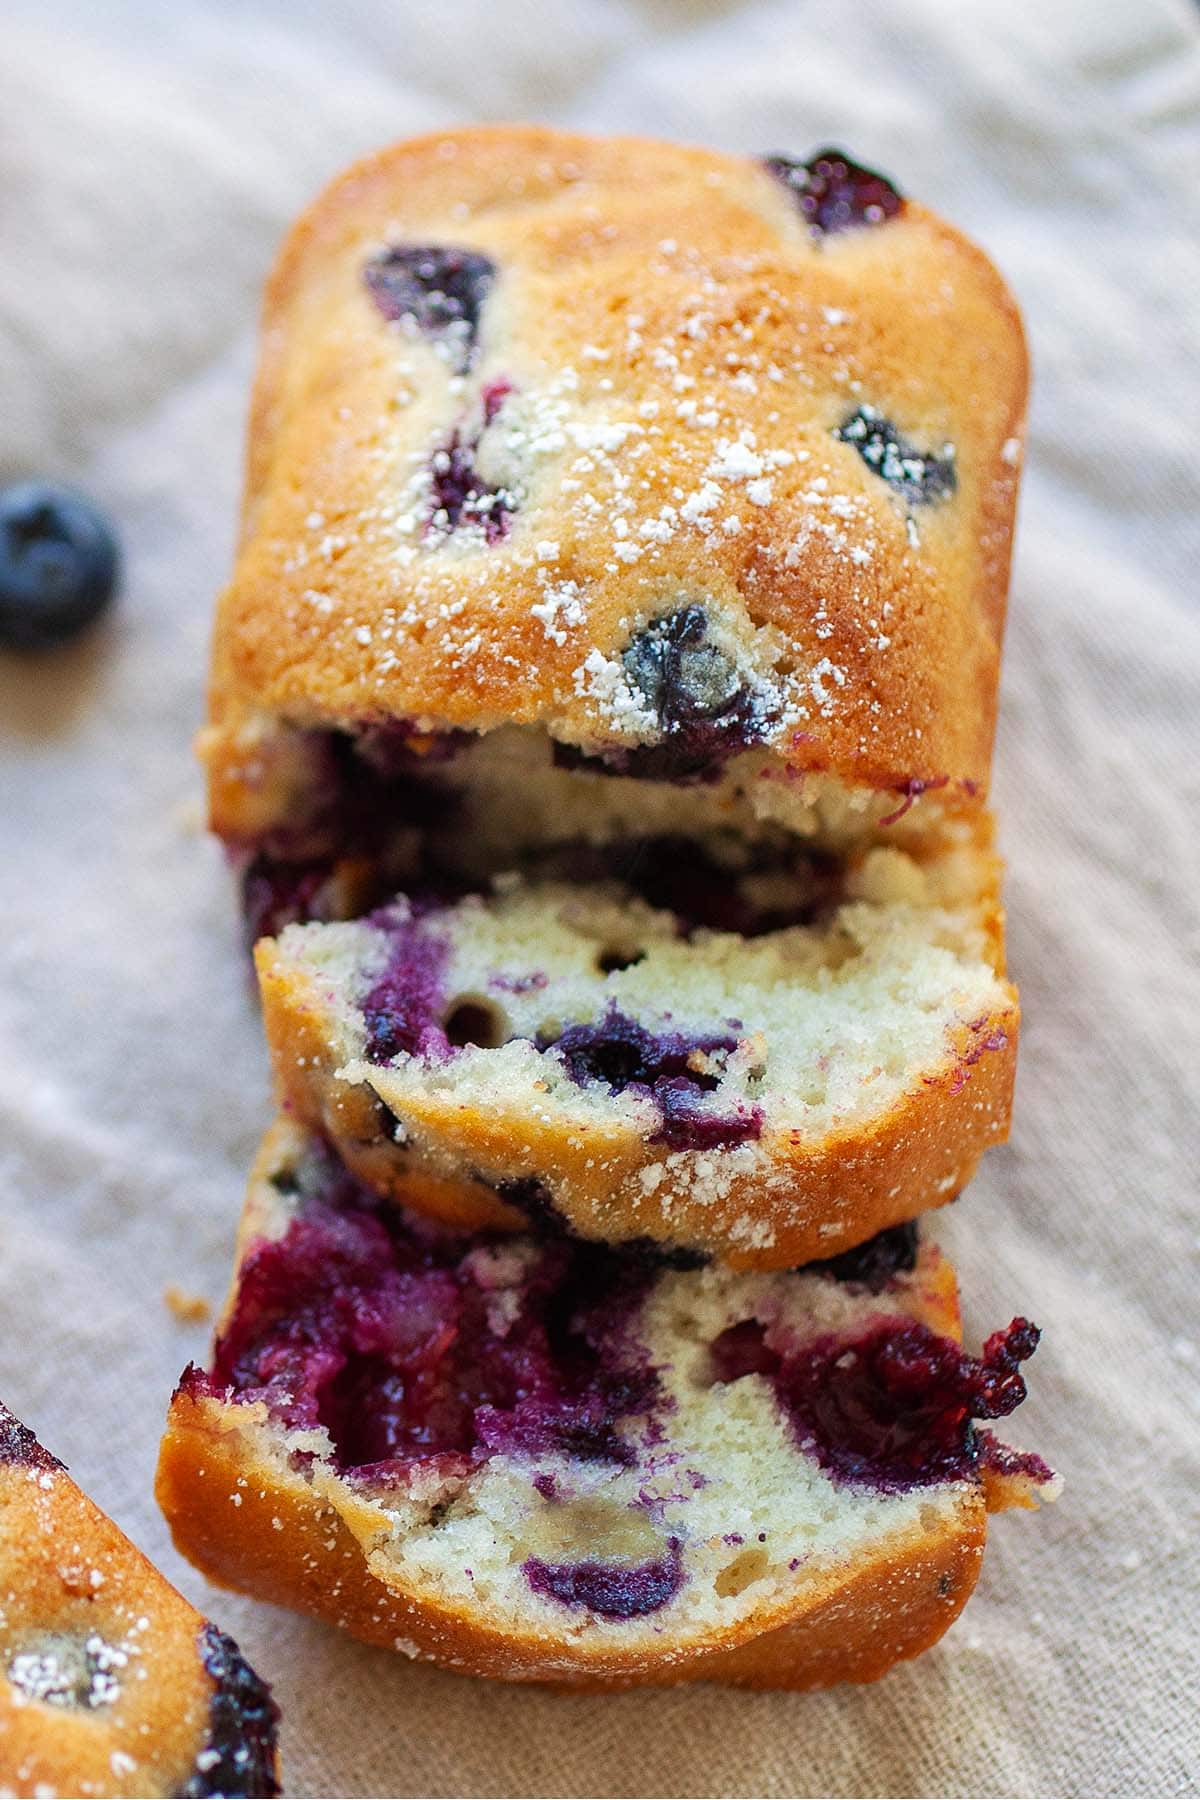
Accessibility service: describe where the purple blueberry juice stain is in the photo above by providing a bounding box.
[835,405,956,506]
[524,1538,683,1620]
[236,723,466,940]
[538,1006,761,1153]
[196,1154,664,1481]
[359,910,451,1062]
[653,1077,763,1153]
[428,379,515,542]
[544,1008,734,1093]
[363,245,495,372]
[709,1314,1046,1493]
[763,148,903,236]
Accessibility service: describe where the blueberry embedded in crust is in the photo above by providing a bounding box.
[0,481,119,652]
[835,405,957,506]
[806,1220,920,1293]
[0,1402,61,1472]
[763,148,904,237]
[557,605,775,783]
[427,380,516,542]
[622,606,745,730]
[177,1624,280,1799]
[363,245,496,372]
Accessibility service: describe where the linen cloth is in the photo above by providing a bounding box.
[2,0,1198,1792]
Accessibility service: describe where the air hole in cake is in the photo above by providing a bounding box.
[835,405,956,506]
[763,149,904,236]
[596,946,645,974]
[443,997,508,1049]
[363,245,496,372]
[714,1544,771,1597]
[521,1496,664,1567]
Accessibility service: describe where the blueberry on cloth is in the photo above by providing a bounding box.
[0,482,119,651]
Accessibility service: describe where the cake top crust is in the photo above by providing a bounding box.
[210,125,1027,801]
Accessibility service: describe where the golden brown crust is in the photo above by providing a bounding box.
[206,124,1027,844]
[156,1389,986,1692]
[254,928,1018,1271]
[0,1406,278,1798]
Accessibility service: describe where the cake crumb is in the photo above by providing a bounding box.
[164,1285,211,1324]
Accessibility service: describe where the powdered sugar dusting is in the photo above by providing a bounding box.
[269,213,959,754]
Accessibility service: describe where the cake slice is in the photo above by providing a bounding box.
[255,820,1016,1267]
[156,1120,1056,1691]
[0,1403,278,1798]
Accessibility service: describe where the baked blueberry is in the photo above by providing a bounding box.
[0,482,119,651]
[763,149,903,237]
[524,1541,684,1619]
[428,434,513,541]
[181,1625,281,1799]
[808,1220,920,1292]
[835,405,956,505]
[711,1315,1041,1492]
[558,606,769,781]
[364,245,496,371]
[623,606,744,729]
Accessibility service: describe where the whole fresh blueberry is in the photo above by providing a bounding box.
[0,483,119,651]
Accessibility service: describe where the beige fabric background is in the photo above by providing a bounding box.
[2,1,1198,1793]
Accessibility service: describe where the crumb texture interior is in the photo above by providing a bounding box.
[187,1134,1050,1661]
[272,833,1009,1162]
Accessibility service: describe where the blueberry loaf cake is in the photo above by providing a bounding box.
[204,124,1027,1263]
[0,1403,278,1798]
[156,1121,1055,1690]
